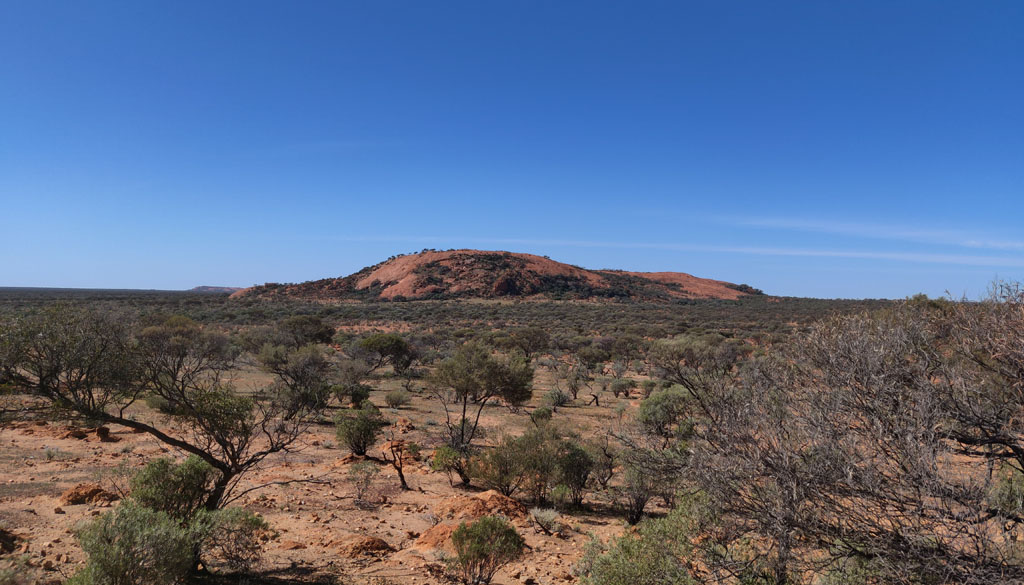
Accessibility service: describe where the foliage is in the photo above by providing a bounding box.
[431,445,462,486]
[71,503,194,585]
[356,333,415,373]
[576,500,704,585]
[335,402,387,456]
[529,507,562,535]
[557,441,595,506]
[635,386,692,443]
[470,435,527,497]
[430,342,533,483]
[190,506,270,572]
[544,388,571,408]
[126,456,268,572]
[348,461,380,504]
[384,388,412,409]
[129,456,218,521]
[530,406,553,426]
[449,516,525,585]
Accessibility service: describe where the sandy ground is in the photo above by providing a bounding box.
[0,370,648,584]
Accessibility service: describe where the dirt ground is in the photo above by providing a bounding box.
[0,368,652,585]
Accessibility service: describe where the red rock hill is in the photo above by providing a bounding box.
[231,250,761,302]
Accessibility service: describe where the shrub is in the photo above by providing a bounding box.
[529,406,553,426]
[529,507,562,535]
[470,435,527,497]
[610,379,636,398]
[450,516,525,585]
[123,456,269,572]
[549,484,572,511]
[576,499,704,585]
[384,389,412,409]
[635,386,691,441]
[129,456,217,521]
[71,503,193,585]
[335,402,387,456]
[544,388,571,408]
[619,466,656,525]
[191,507,270,572]
[515,426,562,504]
[348,461,380,504]
[557,442,594,506]
[432,445,462,486]
[345,384,373,407]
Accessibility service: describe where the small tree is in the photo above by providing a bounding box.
[505,327,551,360]
[0,309,331,513]
[557,441,595,506]
[384,388,412,409]
[470,435,527,497]
[348,461,380,505]
[335,402,387,456]
[381,429,419,491]
[356,333,415,373]
[430,342,533,484]
[450,516,525,585]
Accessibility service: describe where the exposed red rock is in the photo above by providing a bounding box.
[231,250,760,302]
[60,483,119,506]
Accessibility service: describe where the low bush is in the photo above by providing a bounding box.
[69,503,193,585]
[450,516,525,585]
[544,388,571,408]
[384,389,412,409]
[129,456,217,521]
[335,402,387,456]
[530,507,562,535]
[432,445,462,486]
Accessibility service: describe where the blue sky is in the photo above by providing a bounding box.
[2,1,1021,298]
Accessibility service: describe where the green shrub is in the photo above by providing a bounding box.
[470,435,526,497]
[129,456,217,521]
[557,442,594,506]
[576,501,704,585]
[124,456,268,572]
[432,445,462,486]
[635,386,691,441]
[71,503,193,585]
[517,426,563,504]
[384,389,412,409]
[346,384,373,406]
[335,402,387,456]
[544,388,571,408]
[610,379,636,398]
[191,507,270,572]
[450,516,525,584]
[529,406,553,426]
[549,484,572,510]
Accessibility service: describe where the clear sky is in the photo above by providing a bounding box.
[2,1,1021,298]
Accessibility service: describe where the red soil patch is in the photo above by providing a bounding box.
[60,483,119,506]
[433,490,528,522]
[336,534,395,557]
[413,523,457,553]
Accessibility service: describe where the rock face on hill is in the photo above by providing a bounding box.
[190,286,244,293]
[231,250,761,302]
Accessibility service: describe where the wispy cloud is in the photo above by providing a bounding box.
[315,235,1024,268]
[724,216,1024,251]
